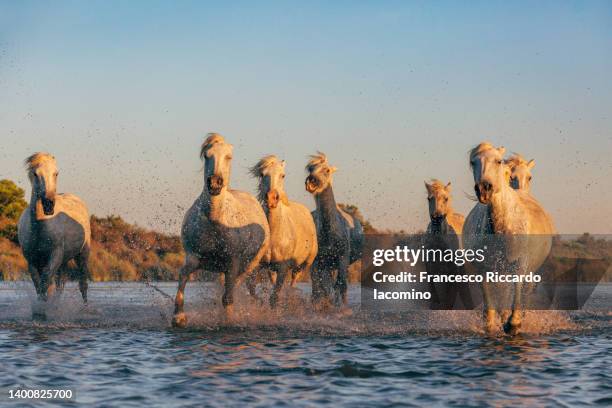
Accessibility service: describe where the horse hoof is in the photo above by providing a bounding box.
[503,321,521,336]
[172,313,187,328]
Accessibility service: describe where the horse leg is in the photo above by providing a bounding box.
[270,263,289,309]
[245,268,260,302]
[55,266,66,298]
[334,255,349,307]
[289,268,300,288]
[504,262,525,335]
[172,254,200,328]
[32,250,63,320]
[39,250,63,302]
[312,258,333,308]
[76,249,90,304]
[222,260,241,321]
[28,264,42,297]
[310,258,322,303]
[481,279,497,334]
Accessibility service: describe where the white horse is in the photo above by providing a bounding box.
[305,152,364,307]
[505,154,535,192]
[18,153,91,317]
[424,180,473,309]
[250,155,318,307]
[425,180,464,235]
[463,142,555,334]
[172,133,270,327]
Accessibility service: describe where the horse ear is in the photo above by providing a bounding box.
[527,159,535,169]
[424,181,432,194]
[330,166,338,174]
[445,182,451,191]
[498,146,506,155]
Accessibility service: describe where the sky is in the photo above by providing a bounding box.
[1,1,611,234]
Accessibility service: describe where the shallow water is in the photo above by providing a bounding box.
[0,282,610,407]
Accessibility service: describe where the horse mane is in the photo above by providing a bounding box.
[468,142,496,169]
[199,133,225,159]
[250,155,280,204]
[24,152,55,174]
[305,151,328,173]
[504,153,527,169]
[426,179,447,193]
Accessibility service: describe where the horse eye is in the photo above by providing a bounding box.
[281,174,285,179]
[226,155,232,160]
[444,198,448,202]
[528,176,532,181]
[496,160,502,165]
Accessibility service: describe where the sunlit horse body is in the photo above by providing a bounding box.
[505,154,535,192]
[172,134,270,327]
[18,153,90,316]
[305,152,363,307]
[463,142,555,335]
[250,155,318,307]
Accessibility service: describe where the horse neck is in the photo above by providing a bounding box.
[488,184,519,233]
[267,199,289,235]
[29,189,44,228]
[199,188,227,221]
[315,185,341,233]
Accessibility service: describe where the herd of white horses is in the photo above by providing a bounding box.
[16,134,554,335]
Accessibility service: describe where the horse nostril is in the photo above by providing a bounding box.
[207,175,224,190]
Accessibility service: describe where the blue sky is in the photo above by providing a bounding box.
[1,1,611,233]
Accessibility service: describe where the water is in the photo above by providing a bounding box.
[0,282,610,407]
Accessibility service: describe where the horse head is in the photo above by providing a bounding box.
[250,155,288,210]
[469,142,506,204]
[200,133,233,196]
[25,152,58,217]
[505,154,535,192]
[425,179,453,222]
[305,152,337,195]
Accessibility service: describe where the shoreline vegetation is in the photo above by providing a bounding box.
[0,179,610,283]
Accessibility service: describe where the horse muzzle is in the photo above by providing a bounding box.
[207,175,224,196]
[305,176,318,193]
[266,190,280,209]
[430,214,445,224]
[475,181,493,204]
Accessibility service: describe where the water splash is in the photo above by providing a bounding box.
[0,281,604,336]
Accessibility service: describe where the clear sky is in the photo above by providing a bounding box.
[1,1,611,234]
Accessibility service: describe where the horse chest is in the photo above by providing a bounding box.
[26,216,85,267]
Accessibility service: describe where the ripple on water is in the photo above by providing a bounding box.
[0,282,610,407]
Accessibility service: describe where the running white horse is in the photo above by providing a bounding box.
[18,153,91,318]
[463,142,555,335]
[251,155,318,307]
[425,180,464,235]
[305,152,363,307]
[172,133,270,327]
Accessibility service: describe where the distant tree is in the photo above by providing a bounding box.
[338,203,377,234]
[0,179,27,220]
[0,180,27,243]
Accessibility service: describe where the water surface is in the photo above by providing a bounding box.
[0,282,610,407]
